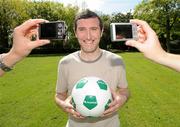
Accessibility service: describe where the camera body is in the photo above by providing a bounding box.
[110,23,138,41]
[39,21,67,40]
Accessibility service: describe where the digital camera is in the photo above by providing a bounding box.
[110,23,138,41]
[39,21,67,40]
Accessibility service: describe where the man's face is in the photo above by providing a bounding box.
[75,17,102,53]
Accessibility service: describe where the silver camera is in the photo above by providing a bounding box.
[39,21,67,40]
[110,23,138,41]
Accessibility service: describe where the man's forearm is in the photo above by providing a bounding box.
[119,88,130,99]
[0,52,24,77]
[160,53,180,72]
[55,92,68,108]
[117,88,130,106]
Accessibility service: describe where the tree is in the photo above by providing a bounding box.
[133,0,180,51]
[62,4,79,50]
[0,0,79,53]
[100,14,111,50]
[111,11,133,23]
[0,0,29,51]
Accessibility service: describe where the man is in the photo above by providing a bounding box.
[55,9,130,127]
[126,19,180,72]
[0,19,50,77]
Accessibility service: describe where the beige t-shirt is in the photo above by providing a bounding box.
[56,49,128,127]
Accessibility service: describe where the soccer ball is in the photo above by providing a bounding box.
[71,76,112,117]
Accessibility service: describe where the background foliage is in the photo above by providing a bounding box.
[0,0,179,53]
[134,0,180,51]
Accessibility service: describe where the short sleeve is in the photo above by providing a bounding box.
[56,59,68,93]
[117,59,128,88]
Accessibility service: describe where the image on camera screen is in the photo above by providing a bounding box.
[115,25,132,39]
[40,23,57,38]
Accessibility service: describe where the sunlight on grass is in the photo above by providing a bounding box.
[0,53,180,127]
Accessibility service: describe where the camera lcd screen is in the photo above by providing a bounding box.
[115,25,132,39]
[39,23,57,38]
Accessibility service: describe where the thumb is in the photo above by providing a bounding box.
[125,40,142,49]
[65,96,73,108]
[29,40,50,49]
[65,103,73,109]
[109,88,116,100]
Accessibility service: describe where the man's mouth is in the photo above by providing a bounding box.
[83,40,95,44]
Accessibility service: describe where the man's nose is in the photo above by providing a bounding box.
[86,30,92,40]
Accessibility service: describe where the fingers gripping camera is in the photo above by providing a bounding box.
[39,21,67,40]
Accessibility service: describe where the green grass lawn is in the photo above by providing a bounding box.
[0,52,180,127]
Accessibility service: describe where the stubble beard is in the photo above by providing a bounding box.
[81,44,100,54]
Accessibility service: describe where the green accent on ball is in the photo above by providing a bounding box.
[105,99,112,110]
[71,97,76,110]
[83,95,98,110]
[97,80,108,90]
[76,79,88,89]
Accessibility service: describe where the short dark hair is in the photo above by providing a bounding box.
[74,9,103,31]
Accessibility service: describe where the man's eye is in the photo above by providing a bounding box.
[78,28,85,31]
[91,27,98,30]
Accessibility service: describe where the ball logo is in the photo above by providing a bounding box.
[83,95,98,110]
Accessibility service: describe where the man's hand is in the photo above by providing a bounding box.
[9,19,50,62]
[55,93,85,119]
[125,19,166,61]
[102,88,129,117]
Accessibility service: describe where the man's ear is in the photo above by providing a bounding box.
[75,33,78,38]
[101,28,104,37]
[73,27,78,38]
